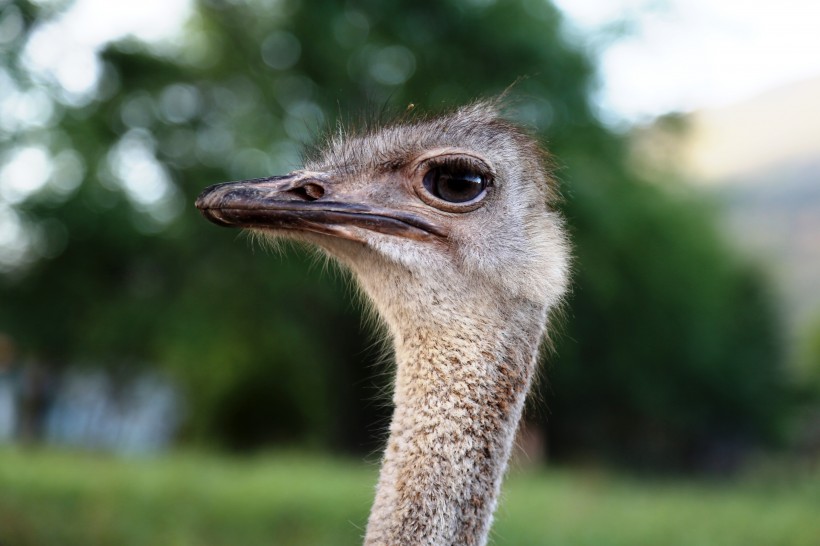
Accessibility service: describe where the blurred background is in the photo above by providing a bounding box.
[0,0,818,544]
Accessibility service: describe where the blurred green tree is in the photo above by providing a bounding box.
[0,0,788,466]
[797,314,820,398]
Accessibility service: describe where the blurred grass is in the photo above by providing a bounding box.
[0,448,818,546]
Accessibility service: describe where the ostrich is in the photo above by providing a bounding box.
[195,100,570,546]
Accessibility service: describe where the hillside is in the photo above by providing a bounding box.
[641,76,820,330]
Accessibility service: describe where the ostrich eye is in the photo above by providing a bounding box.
[422,166,488,203]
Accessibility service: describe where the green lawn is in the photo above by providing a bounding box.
[0,448,817,545]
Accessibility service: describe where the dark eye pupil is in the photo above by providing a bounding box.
[423,167,487,203]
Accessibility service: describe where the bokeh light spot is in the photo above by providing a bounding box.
[0,146,53,204]
[261,31,301,70]
[368,45,416,86]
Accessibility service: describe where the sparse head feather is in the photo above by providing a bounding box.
[308,99,560,206]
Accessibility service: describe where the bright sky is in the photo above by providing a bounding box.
[553,0,820,122]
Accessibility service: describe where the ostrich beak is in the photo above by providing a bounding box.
[195,173,447,243]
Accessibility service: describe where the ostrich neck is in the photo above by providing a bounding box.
[363,296,547,546]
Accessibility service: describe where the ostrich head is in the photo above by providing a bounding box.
[196,100,570,546]
[196,101,568,335]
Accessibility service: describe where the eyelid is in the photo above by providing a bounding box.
[416,154,495,181]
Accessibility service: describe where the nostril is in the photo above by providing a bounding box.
[287,182,325,201]
[302,182,325,200]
